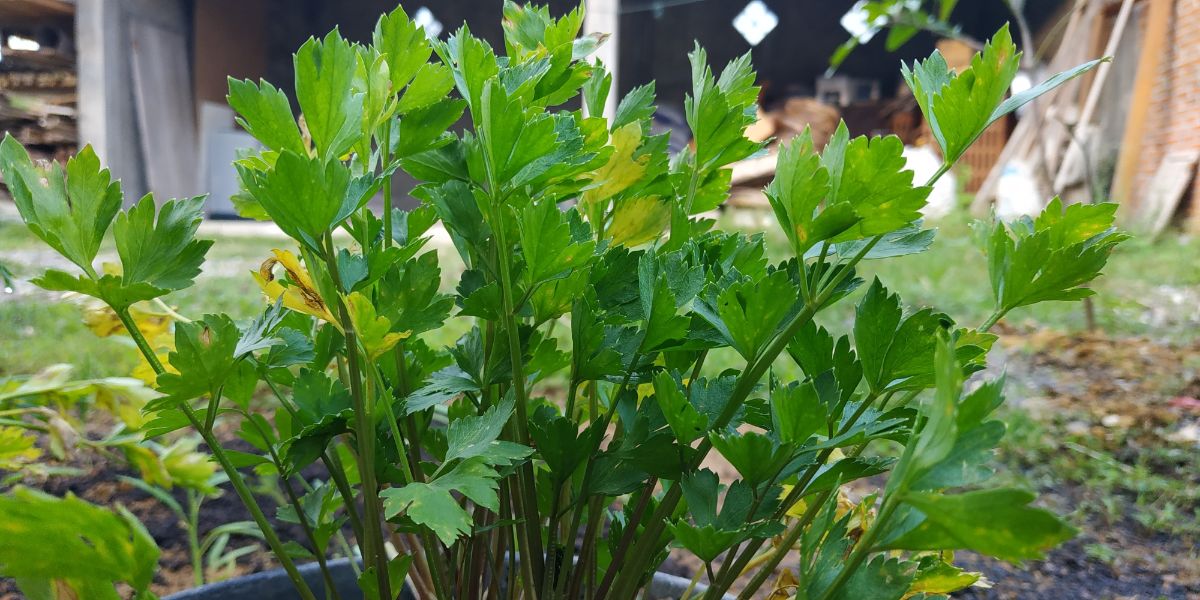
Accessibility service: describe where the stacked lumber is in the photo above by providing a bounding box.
[971,0,1154,223]
[727,97,841,209]
[0,4,77,165]
[726,98,841,209]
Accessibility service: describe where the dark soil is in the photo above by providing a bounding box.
[956,525,1198,599]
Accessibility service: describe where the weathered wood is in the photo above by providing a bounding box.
[1132,150,1199,236]
[0,0,73,21]
[1051,0,1135,195]
[129,18,198,200]
[1110,0,1173,210]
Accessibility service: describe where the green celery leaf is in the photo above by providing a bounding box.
[0,137,122,273]
[903,25,1103,166]
[30,271,164,311]
[708,430,791,485]
[706,269,800,360]
[519,200,595,285]
[824,126,930,241]
[637,255,690,352]
[437,26,500,116]
[902,25,1019,165]
[378,251,455,335]
[239,150,372,248]
[770,380,826,445]
[294,30,364,160]
[665,522,747,564]
[909,332,961,475]
[828,222,935,260]
[113,194,212,294]
[684,45,763,172]
[888,488,1077,562]
[382,458,504,545]
[820,555,915,600]
[613,82,657,131]
[227,78,306,155]
[653,370,708,444]
[986,198,1128,314]
[446,396,521,463]
[853,279,988,394]
[373,5,433,96]
[392,100,467,159]
[0,487,158,597]
[155,314,243,402]
[398,63,456,114]
[477,81,561,186]
[766,129,859,255]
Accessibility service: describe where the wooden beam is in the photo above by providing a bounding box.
[1111,0,1173,211]
[0,0,74,21]
[1052,0,1135,194]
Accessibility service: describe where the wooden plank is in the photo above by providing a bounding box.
[1110,0,1173,209]
[1132,150,1198,236]
[971,0,1094,213]
[730,154,777,186]
[1052,0,1135,194]
[0,0,74,21]
[129,18,198,200]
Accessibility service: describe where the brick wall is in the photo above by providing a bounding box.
[1133,0,1200,210]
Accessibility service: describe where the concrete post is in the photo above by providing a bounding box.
[585,0,620,121]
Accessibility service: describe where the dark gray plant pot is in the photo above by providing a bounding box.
[163,558,727,599]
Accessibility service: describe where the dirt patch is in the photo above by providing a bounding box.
[0,436,311,599]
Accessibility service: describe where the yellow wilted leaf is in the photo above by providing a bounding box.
[346,291,409,359]
[0,426,41,470]
[91,378,159,430]
[132,350,175,385]
[582,122,649,207]
[123,443,171,489]
[904,553,986,598]
[779,486,873,533]
[81,300,173,341]
[253,249,336,323]
[766,568,798,600]
[606,196,671,247]
[161,437,218,494]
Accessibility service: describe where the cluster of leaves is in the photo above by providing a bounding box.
[0,3,1119,600]
[0,360,264,590]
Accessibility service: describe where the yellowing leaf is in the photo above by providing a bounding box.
[767,568,799,600]
[0,426,40,470]
[606,196,670,247]
[160,437,219,494]
[124,444,172,489]
[82,300,174,342]
[254,249,336,323]
[346,291,409,359]
[904,554,985,598]
[132,350,175,385]
[91,378,158,430]
[582,122,649,207]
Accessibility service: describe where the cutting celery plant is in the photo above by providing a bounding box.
[0,3,1121,599]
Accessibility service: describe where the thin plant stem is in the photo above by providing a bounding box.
[263,377,366,545]
[492,212,547,592]
[187,492,204,586]
[246,411,343,600]
[322,233,392,600]
[116,306,318,600]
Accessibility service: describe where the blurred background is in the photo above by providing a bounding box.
[2,0,1195,229]
[2,1,1199,597]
